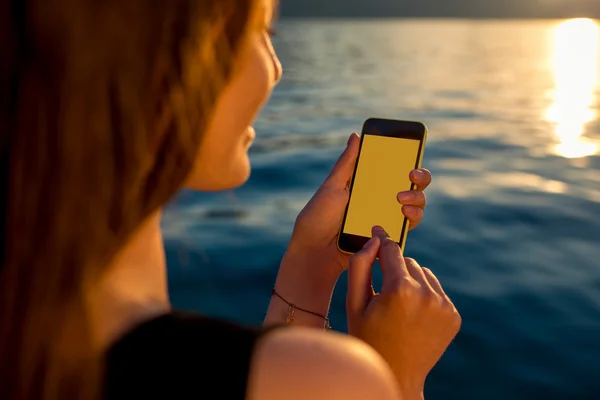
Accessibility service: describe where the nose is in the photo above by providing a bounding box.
[272,54,282,83]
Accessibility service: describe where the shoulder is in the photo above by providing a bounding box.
[105,312,265,399]
[247,327,400,400]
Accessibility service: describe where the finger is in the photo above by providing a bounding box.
[371,226,410,293]
[410,168,432,191]
[397,190,427,208]
[422,267,449,299]
[347,236,380,315]
[324,133,360,189]
[404,257,431,289]
[402,206,424,231]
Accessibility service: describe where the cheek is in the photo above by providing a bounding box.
[183,86,256,192]
[245,46,275,106]
[182,37,278,192]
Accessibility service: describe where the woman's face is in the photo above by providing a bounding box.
[185,3,282,191]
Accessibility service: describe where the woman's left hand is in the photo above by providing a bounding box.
[266,133,432,327]
[285,132,431,277]
[289,134,431,274]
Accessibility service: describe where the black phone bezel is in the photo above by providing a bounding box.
[337,118,427,254]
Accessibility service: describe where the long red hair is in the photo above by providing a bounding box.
[0,0,263,398]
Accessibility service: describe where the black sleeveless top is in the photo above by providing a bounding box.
[104,312,271,399]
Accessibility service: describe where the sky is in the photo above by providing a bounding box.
[280,0,600,18]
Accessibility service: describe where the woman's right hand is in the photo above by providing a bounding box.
[347,226,461,399]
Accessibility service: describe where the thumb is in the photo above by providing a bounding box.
[347,237,380,317]
[324,133,360,189]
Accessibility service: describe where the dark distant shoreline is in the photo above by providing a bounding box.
[279,0,600,20]
[278,16,600,21]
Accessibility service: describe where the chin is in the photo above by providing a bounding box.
[222,161,252,190]
[184,154,251,192]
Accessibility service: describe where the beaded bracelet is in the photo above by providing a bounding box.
[271,289,332,331]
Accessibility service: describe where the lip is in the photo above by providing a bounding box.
[245,127,256,147]
[247,127,256,140]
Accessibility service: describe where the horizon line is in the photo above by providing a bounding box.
[278,16,600,21]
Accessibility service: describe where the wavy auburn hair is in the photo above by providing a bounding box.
[0,0,264,398]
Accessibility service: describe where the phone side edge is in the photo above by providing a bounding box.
[399,124,428,253]
[337,130,368,255]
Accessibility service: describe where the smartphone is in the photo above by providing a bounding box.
[337,118,428,254]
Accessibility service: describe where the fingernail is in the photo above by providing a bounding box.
[372,225,389,238]
[397,191,415,202]
[412,169,424,179]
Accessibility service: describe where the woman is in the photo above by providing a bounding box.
[0,0,461,399]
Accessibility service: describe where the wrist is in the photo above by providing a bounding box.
[263,248,340,329]
[277,248,340,307]
[399,382,425,400]
[401,389,424,400]
[281,240,343,285]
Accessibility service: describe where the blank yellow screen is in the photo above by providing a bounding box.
[343,135,421,242]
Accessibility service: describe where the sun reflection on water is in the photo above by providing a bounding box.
[546,18,599,158]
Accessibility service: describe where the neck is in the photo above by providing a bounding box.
[93,211,171,348]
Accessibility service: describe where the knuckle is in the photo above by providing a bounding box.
[380,239,401,254]
[386,276,405,292]
[380,237,398,247]
[294,210,309,227]
[349,253,362,266]
[400,275,416,287]
[350,251,372,267]
[349,254,362,266]
[442,301,462,326]
[451,309,462,331]
[404,257,420,267]
[441,299,455,314]
[395,277,417,296]
[424,291,443,308]
[424,267,440,283]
